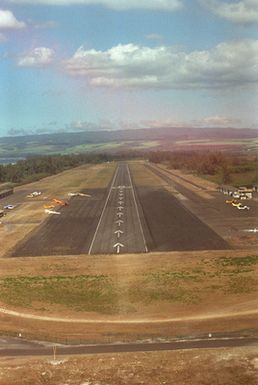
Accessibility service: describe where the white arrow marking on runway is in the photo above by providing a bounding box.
[114,230,124,238]
[117,212,124,218]
[117,206,124,211]
[116,220,124,226]
[113,242,124,254]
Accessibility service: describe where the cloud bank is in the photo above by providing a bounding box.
[202,0,258,24]
[3,0,183,11]
[64,39,258,89]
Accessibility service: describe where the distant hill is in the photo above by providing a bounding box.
[1,126,258,158]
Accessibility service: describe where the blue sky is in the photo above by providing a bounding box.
[0,0,258,136]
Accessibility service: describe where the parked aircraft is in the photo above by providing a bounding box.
[53,198,69,206]
[68,192,91,197]
[4,205,15,210]
[232,202,241,207]
[44,209,60,215]
[27,191,42,198]
[243,228,258,233]
[237,204,250,210]
[43,204,55,209]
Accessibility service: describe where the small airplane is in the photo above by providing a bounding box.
[27,191,42,198]
[237,204,250,210]
[232,202,241,207]
[43,204,55,209]
[44,209,60,215]
[53,198,69,206]
[68,192,91,197]
[243,228,258,233]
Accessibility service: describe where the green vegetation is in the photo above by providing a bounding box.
[0,152,130,184]
[0,134,160,158]
[0,255,257,314]
[218,255,258,267]
[129,271,201,304]
[148,151,258,186]
[62,142,123,154]
[0,275,119,314]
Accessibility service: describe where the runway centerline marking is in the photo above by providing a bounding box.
[113,242,124,254]
[114,230,123,238]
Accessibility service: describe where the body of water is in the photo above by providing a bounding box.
[0,158,24,165]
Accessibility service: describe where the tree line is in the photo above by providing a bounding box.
[0,152,138,185]
[147,150,256,184]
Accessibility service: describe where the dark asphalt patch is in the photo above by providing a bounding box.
[9,189,106,257]
[137,186,230,251]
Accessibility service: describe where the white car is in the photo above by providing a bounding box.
[237,205,250,210]
[4,204,15,210]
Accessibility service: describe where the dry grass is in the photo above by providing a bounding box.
[129,161,165,187]
[0,347,257,385]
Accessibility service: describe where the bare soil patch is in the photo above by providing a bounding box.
[0,347,257,385]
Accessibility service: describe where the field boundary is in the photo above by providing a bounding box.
[0,306,257,324]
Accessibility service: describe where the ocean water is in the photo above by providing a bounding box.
[0,158,24,165]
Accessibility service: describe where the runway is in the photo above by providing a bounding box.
[89,163,147,254]
[1,336,257,357]
[10,161,229,256]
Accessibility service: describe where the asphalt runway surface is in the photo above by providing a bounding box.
[0,336,257,357]
[10,161,229,256]
[89,162,147,254]
[136,185,230,251]
[11,163,148,256]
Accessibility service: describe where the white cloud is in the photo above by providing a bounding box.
[17,47,55,67]
[4,0,183,11]
[202,115,242,127]
[201,0,258,24]
[64,39,258,89]
[0,9,26,29]
[145,33,163,41]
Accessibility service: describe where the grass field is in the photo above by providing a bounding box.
[0,140,161,157]
[129,161,165,187]
[0,251,257,321]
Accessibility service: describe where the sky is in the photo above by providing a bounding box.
[0,0,258,137]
